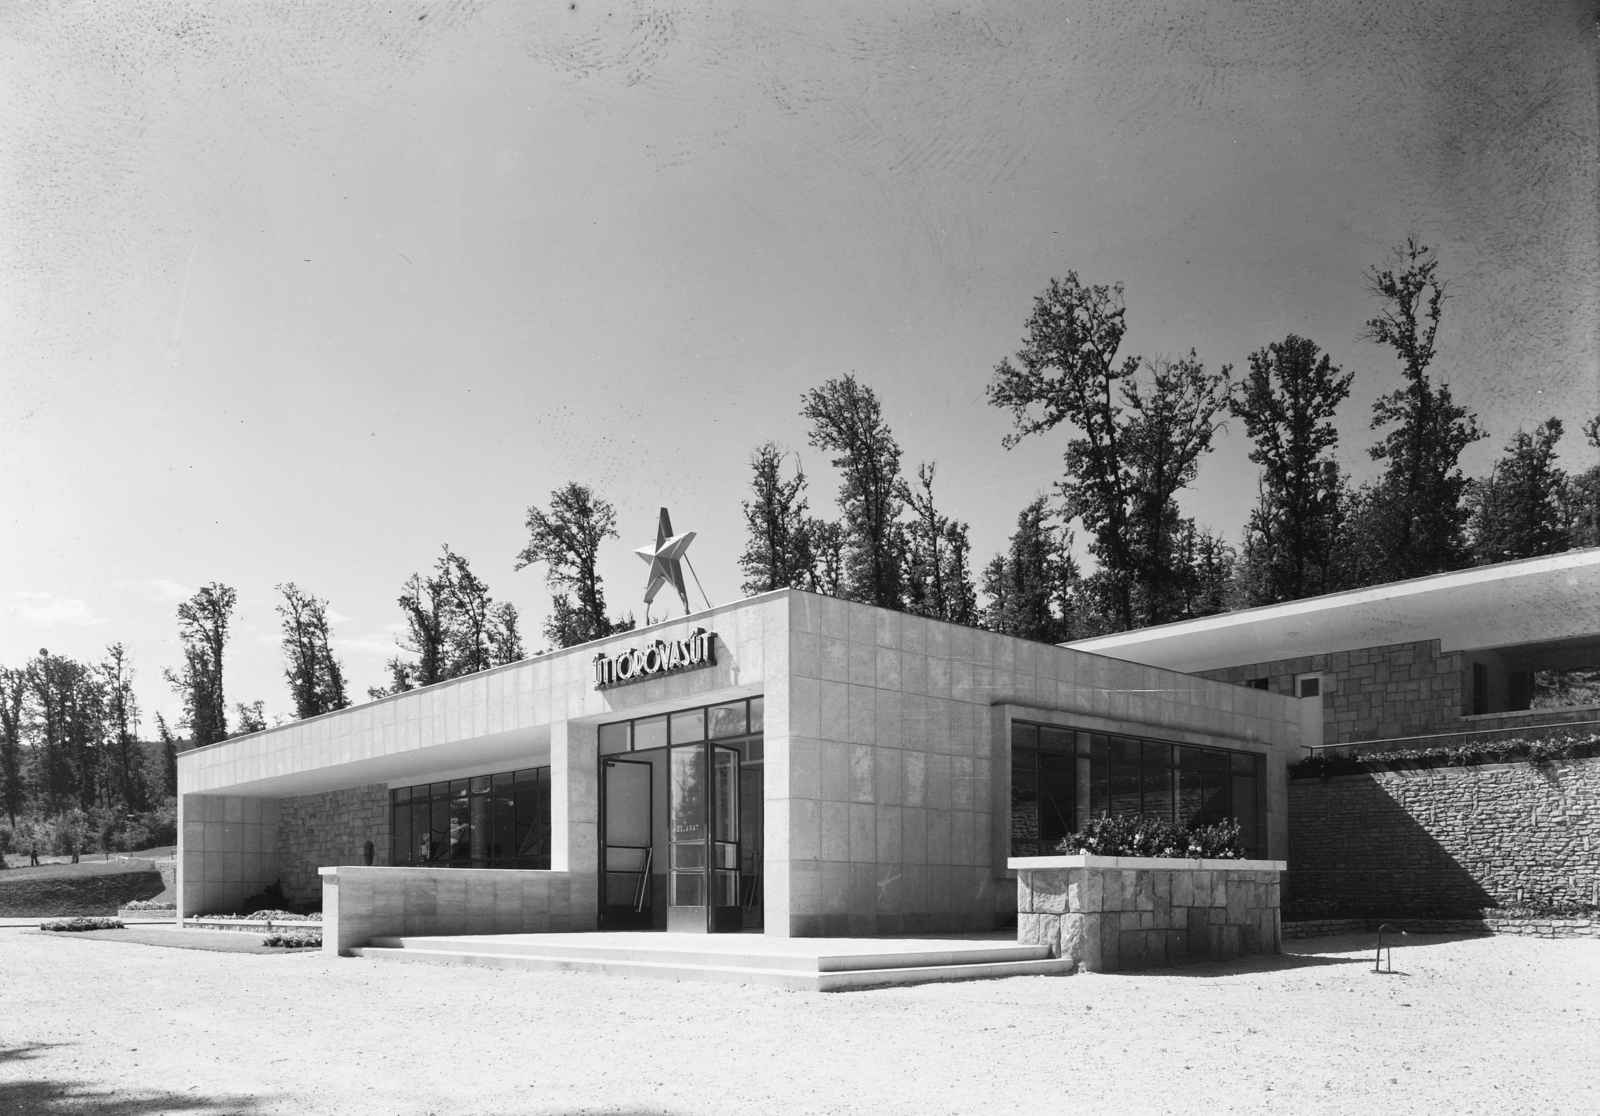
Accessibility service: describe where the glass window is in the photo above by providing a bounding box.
[1038,728,1074,845]
[1176,747,1205,827]
[671,708,707,743]
[390,764,551,871]
[1009,723,1040,856]
[707,701,747,739]
[633,715,668,751]
[1009,719,1271,857]
[748,696,764,734]
[598,722,630,755]
[1108,747,1142,819]
[1141,742,1173,822]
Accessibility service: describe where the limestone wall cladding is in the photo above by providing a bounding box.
[1015,859,1283,972]
[319,865,585,955]
[278,784,390,906]
[777,593,1300,938]
[177,794,279,918]
[1288,758,1600,914]
[1199,639,1467,744]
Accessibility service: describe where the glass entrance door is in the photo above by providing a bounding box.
[601,758,655,931]
[597,698,764,933]
[666,743,743,932]
[709,746,742,932]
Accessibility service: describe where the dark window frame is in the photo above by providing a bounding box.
[1010,719,1267,858]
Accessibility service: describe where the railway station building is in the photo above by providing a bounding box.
[176,589,1309,949]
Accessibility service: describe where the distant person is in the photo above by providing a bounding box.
[362,840,375,866]
[30,841,39,867]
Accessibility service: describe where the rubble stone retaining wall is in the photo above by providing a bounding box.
[278,784,390,906]
[1288,758,1600,915]
[1012,855,1284,972]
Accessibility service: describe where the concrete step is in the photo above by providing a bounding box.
[349,943,1076,991]
[365,934,1053,973]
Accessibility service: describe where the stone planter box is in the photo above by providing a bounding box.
[1010,855,1287,972]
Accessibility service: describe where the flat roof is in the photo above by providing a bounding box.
[1063,548,1600,673]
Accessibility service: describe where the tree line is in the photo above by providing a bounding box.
[739,238,1600,641]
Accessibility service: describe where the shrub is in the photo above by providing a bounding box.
[123,899,176,911]
[1291,730,1600,778]
[262,930,322,949]
[40,917,124,932]
[1055,814,1245,859]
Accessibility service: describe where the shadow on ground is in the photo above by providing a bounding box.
[0,1044,271,1115]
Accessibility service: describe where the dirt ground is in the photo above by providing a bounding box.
[1,929,1595,1116]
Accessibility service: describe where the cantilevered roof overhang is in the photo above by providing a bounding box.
[1063,548,1600,674]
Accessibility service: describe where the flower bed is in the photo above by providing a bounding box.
[123,899,176,911]
[1291,731,1600,777]
[262,930,322,949]
[1057,814,1244,859]
[40,917,124,932]
[186,910,322,934]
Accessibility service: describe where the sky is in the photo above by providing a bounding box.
[1,0,1596,734]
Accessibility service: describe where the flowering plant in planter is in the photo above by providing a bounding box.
[1055,814,1245,859]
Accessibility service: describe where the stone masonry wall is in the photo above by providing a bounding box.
[1288,757,1600,915]
[1017,862,1281,972]
[1199,639,1467,744]
[278,784,390,907]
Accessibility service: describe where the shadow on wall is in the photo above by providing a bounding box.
[0,1044,272,1115]
[1288,776,1496,917]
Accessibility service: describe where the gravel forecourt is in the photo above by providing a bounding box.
[2,929,1595,1115]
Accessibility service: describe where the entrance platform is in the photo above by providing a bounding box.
[351,930,1074,991]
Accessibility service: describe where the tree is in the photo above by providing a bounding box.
[902,463,977,625]
[154,712,179,798]
[805,519,848,598]
[233,701,266,737]
[1231,335,1354,604]
[1176,524,1237,619]
[1468,419,1571,564]
[26,650,104,813]
[442,553,525,673]
[516,483,633,648]
[800,375,907,609]
[372,548,529,697]
[162,583,236,747]
[98,643,149,812]
[981,497,1081,642]
[1565,416,1600,549]
[0,667,25,825]
[276,584,351,720]
[739,443,817,596]
[988,275,1232,630]
[1346,239,1485,583]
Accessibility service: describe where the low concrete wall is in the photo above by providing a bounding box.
[1011,855,1285,972]
[318,865,598,955]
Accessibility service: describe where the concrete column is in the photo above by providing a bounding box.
[549,718,599,930]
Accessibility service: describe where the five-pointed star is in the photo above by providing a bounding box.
[635,507,695,614]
